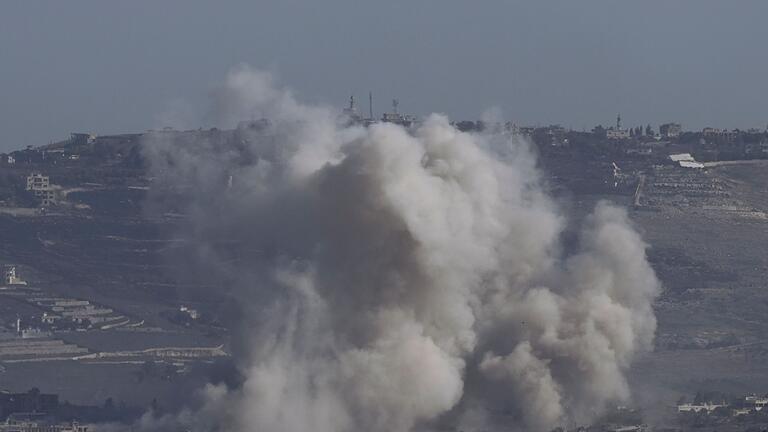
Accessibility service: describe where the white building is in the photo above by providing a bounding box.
[669,153,704,168]
[606,113,631,140]
[679,161,705,169]
[745,395,768,411]
[0,419,88,432]
[606,128,631,140]
[702,127,736,138]
[180,305,200,320]
[677,402,727,413]
[3,265,27,286]
[606,426,646,432]
[380,99,417,127]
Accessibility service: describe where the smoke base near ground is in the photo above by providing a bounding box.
[136,66,660,432]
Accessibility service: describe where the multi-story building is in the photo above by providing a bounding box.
[659,123,682,138]
[25,173,54,207]
[26,174,49,191]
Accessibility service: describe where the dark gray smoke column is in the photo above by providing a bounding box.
[142,66,660,432]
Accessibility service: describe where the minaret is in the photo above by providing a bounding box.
[369,92,373,119]
[617,113,622,130]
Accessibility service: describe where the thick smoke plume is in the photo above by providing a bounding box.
[142,66,660,431]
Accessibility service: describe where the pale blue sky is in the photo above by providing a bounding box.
[1,0,767,150]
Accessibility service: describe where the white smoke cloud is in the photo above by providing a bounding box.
[139,66,660,432]
[480,341,564,431]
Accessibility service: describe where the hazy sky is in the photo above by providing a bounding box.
[1,0,767,150]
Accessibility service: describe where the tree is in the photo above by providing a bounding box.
[593,125,606,138]
[150,398,161,414]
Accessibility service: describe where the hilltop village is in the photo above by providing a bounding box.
[2,101,768,431]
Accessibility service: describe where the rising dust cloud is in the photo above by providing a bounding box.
[139,66,660,432]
